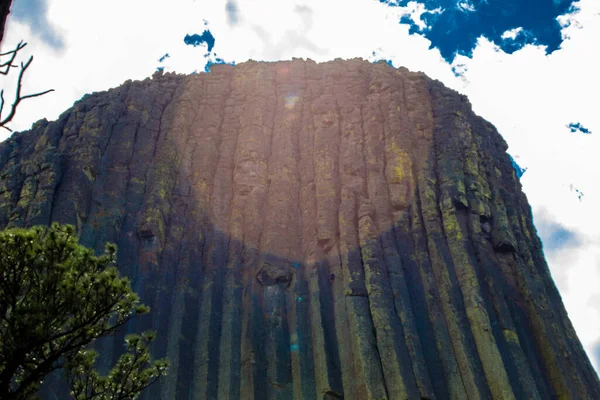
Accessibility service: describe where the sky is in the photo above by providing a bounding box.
[2,0,600,374]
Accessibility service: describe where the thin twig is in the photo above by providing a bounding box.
[0,40,26,56]
[0,54,54,132]
[0,40,26,75]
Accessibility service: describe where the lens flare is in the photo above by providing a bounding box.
[285,95,299,110]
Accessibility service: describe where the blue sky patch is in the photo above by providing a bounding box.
[11,0,64,49]
[226,0,240,26]
[184,30,216,52]
[567,122,592,135]
[508,154,527,179]
[380,0,579,62]
[204,57,236,73]
[541,225,580,250]
[375,59,395,67]
[182,27,234,73]
[533,212,581,252]
[158,53,170,63]
[451,63,467,78]
[370,51,395,67]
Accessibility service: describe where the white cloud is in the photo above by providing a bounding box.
[452,0,600,372]
[457,1,476,12]
[398,1,445,30]
[501,26,523,39]
[1,0,600,376]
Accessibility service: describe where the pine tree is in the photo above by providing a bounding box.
[0,223,167,399]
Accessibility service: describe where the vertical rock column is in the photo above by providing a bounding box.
[304,61,346,399]
[1,60,600,400]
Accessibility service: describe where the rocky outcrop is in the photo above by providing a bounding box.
[1,59,598,399]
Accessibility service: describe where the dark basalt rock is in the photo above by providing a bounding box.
[0,0,12,44]
[1,59,599,399]
[257,257,294,288]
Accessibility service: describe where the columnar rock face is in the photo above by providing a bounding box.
[1,59,598,399]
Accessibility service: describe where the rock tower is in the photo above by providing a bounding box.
[1,59,598,399]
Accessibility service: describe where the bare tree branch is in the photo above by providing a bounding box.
[0,40,25,55]
[0,40,26,75]
[0,48,54,132]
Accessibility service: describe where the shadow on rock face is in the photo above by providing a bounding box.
[257,256,295,288]
[1,59,598,399]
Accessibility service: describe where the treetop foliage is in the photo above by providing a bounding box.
[0,223,167,399]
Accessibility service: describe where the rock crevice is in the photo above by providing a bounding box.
[1,59,598,399]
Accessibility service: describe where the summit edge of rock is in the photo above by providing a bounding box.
[1,58,598,399]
